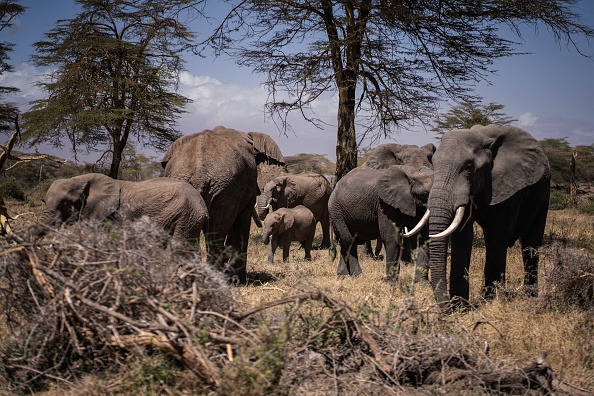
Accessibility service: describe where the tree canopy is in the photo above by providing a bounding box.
[22,0,196,179]
[206,0,594,181]
[0,0,25,133]
[431,101,517,136]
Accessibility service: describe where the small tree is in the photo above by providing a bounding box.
[431,101,517,136]
[22,0,196,179]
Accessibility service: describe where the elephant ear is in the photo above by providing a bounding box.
[80,173,121,220]
[248,132,285,166]
[279,212,294,233]
[364,144,403,169]
[479,125,549,205]
[421,143,436,164]
[377,166,418,217]
[282,176,301,205]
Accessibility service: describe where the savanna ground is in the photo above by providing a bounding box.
[1,193,593,395]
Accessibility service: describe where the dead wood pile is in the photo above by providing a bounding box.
[0,221,591,394]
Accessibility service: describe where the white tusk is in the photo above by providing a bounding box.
[429,206,465,239]
[264,203,270,210]
[403,210,430,237]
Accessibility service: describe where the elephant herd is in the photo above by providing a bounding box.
[28,124,551,310]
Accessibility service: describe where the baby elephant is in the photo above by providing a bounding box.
[262,205,316,263]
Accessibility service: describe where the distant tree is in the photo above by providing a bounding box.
[22,0,196,179]
[0,1,25,133]
[284,153,335,176]
[573,144,594,183]
[431,101,517,136]
[207,1,593,181]
[541,138,573,186]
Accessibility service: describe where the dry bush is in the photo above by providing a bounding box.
[1,209,594,394]
[0,218,234,393]
[540,242,594,312]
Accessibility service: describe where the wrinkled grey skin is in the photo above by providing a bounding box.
[361,143,436,258]
[328,165,433,280]
[256,172,332,248]
[262,205,316,263]
[30,173,208,243]
[161,126,285,283]
[427,125,550,309]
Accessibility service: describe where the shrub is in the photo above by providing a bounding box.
[549,189,569,210]
[0,177,26,201]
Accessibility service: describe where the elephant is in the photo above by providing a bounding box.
[161,126,285,283]
[406,124,550,309]
[30,173,208,244]
[361,142,436,259]
[255,172,332,248]
[262,205,317,263]
[328,165,434,280]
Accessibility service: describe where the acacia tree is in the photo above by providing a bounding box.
[431,101,517,136]
[0,0,24,132]
[22,0,196,179]
[208,0,594,181]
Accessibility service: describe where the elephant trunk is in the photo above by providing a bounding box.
[262,227,271,245]
[427,188,456,308]
[256,193,272,221]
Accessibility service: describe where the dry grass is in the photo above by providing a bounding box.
[1,201,594,394]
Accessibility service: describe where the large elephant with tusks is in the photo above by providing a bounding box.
[161,126,285,283]
[406,125,550,310]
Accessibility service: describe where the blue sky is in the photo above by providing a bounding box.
[1,0,593,163]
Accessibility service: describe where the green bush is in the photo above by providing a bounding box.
[549,189,569,210]
[0,177,26,201]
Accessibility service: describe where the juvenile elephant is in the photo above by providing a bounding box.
[161,126,285,283]
[406,125,550,309]
[256,172,332,248]
[30,173,208,243]
[262,205,316,263]
[329,165,434,280]
[361,142,436,258]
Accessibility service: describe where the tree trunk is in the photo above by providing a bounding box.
[335,84,358,182]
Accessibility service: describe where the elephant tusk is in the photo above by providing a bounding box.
[403,210,430,237]
[264,203,270,210]
[429,206,465,239]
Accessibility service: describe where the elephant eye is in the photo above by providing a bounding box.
[464,161,475,172]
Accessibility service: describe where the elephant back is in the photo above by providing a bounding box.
[162,127,258,199]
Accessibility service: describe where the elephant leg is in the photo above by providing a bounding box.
[364,240,374,257]
[374,239,383,258]
[269,236,278,264]
[304,235,313,261]
[521,203,548,296]
[319,211,331,249]
[383,237,401,281]
[225,204,253,284]
[483,229,509,299]
[449,223,474,304]
[282,234,291,262]
[337,238,361,276]
[380,217,400,280]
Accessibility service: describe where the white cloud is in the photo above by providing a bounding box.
[518,112,538,127]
